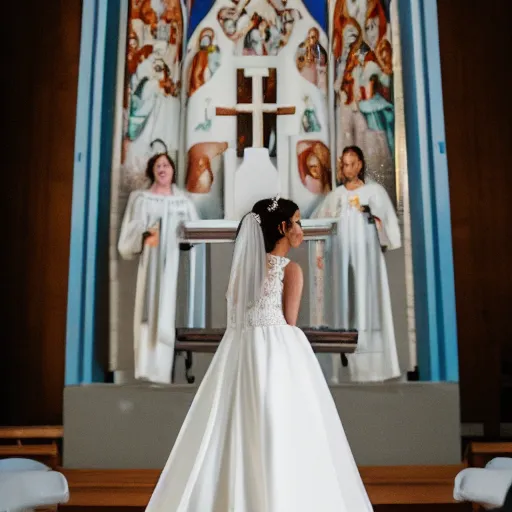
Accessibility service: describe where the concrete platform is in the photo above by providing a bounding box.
[63,382,460,469]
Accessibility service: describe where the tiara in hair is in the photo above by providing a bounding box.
[252,212,261,224]
[267,195,280,212]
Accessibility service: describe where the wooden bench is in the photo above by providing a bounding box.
[173,327,357,383]
[465,441,512,468]
[0,426,63,469]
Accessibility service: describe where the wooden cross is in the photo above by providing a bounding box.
[215,68,296,148]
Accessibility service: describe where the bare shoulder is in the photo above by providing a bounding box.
[284,261,303,283]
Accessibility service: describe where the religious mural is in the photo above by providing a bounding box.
[188,28,221,97]
[186,141,229,193]
[182,0,333,219]
[194,97,214,131]
[217,0,303,55]
[291,21,331,209]
[301,95,322,133]
[122,0,185,186]
[331,0,396,202]
[296,140,332,195]
[295,27,328,94]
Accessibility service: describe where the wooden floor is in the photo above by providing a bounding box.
[55,439,512,510]
[59,464,464,508]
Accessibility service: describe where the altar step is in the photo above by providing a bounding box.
[59,464,466,508]
[64,383,461,469]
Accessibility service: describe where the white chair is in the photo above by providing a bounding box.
[486,458,512,470]
[454,459,512,509]
[0,458,49,472]
[0,458,69,512]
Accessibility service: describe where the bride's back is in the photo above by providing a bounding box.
[246,254,289,328]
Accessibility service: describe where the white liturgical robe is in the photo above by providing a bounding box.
[314,180,401,382]
[118,186,198,384]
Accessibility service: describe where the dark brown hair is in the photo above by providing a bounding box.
[145,152,177,185]
[251,197,299,253]
[341,145,366,182]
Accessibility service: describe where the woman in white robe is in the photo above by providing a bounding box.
[313,145,401,383]
[118,153,198,384]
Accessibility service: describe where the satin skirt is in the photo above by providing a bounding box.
[146,325,373,511]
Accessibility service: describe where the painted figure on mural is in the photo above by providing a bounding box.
[194,97,213,131]
[161,0,184,74]
[243,15,281,56]
[123,0,184,179]
[217,5,250,45]
[217,0,302,55]
[331,0,395,202]
[128,0,183,96]
[297,141,332,195]
[188,27,221,97]
[130,0,158,47]
[313,145,401,383]
[273,0,303,46]
[126,28,153,76]
[186,141,229,193]
[296,28,328,94]
[301,95,322,133]
[118,152,199,384]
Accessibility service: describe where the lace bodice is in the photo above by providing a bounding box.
[228,254,289,328]
[246,254,289,327]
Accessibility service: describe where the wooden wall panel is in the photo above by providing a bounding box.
[2,0,82,425]
[437,0,512,431]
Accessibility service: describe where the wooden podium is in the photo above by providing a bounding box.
[173,328,357,383]
[175,327,357,353]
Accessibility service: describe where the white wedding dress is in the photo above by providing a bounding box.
[147,252,373,511]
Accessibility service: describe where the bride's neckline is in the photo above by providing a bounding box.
[267,253,289,263]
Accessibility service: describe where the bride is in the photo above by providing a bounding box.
[146,197,373,511]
